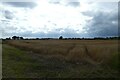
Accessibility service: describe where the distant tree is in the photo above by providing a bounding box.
[6,37,11,40]
[12,36,17,40]
[36,38,39,40]
[82,37,84,40]
[16,36,19,40]
[59,36,63,39]
[20,37,24,40]
[12,36,20,40]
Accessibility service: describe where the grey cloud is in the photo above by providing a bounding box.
[66,2,80,7]
[2,26,87,38]
[4,10,14,19]
[51,2,60,4]
[83,10,118,37]
[49,0,60,4]
[118,2,120,32]
[43,28,88,38]
[3,2,37,8]
[81,2,118,37]
[49,0,80,7]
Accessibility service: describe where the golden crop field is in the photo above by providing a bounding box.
[7,40,118,63]
[2,40,119,78]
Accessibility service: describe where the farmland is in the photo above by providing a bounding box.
[2,40,120,78]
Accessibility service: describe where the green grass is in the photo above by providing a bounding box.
[108,52,120,70]
[2,44,70,78]
[2,40,120,78]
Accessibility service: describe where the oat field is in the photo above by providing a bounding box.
[2,40,120,78]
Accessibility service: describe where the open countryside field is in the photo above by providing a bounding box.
[2,40,120,78]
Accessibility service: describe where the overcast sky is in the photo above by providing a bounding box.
[0,0,119,38]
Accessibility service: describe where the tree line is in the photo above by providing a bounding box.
[2,35,120,40]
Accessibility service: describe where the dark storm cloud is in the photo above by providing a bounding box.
[82,11,118,37]
[3,2,37,8]
[4,10,14,19]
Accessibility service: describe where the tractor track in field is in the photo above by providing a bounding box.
[67,43,76,54]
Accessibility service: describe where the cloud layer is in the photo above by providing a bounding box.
[82,2,118,37]
[0,1,118,38]
[3,2,37,8]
